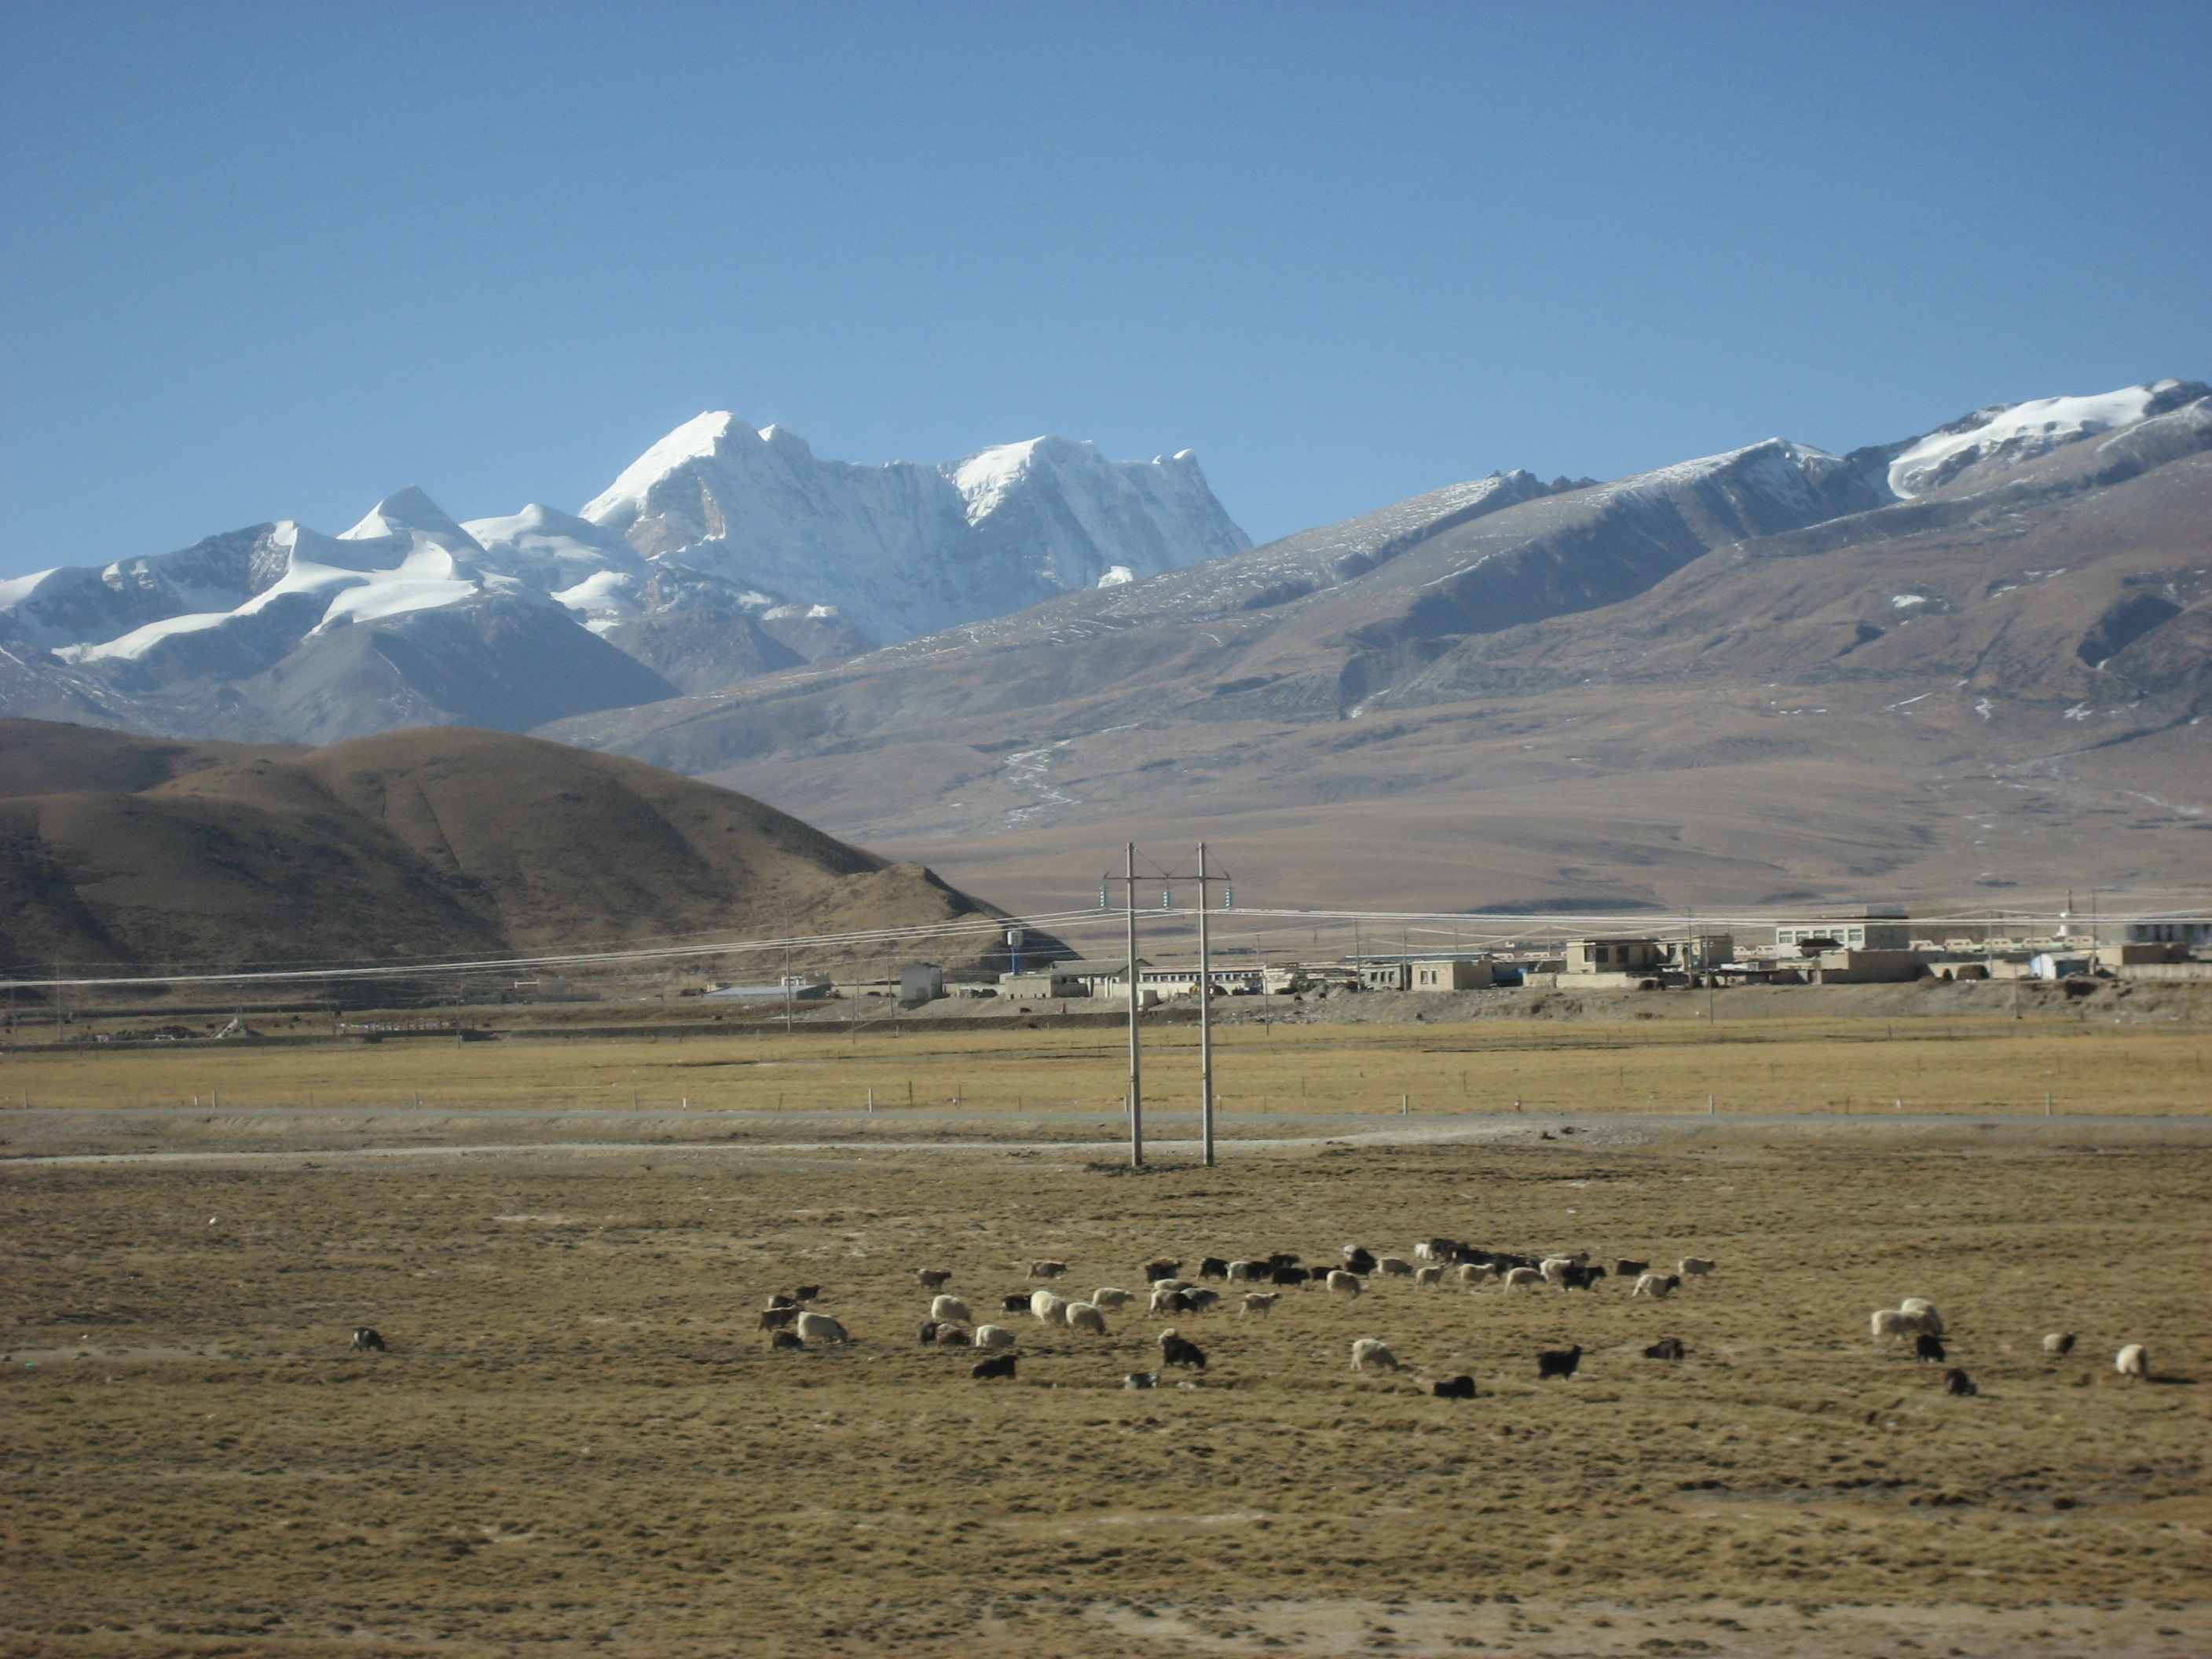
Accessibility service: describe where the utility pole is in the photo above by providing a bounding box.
[1125,842,1143,1166]
[1196,841,1215,1168]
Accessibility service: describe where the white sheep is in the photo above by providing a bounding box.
[1350,1337,1401,1374]
[1065,1301,1108,1335]
[1030,1290,1067,1324]
[1503,1266,1544,1290]
[1378,1256,1414,1277]
[2115,1342,2149,1380]
[794,1311,848,1344]
[1454,1262,1498,1287]
[1148,1284,1186,1316]
[1539,1256,1579,1287]
[972,1324,1016,1351]
[1679,1257,1716,1278]
[1632,1272,1678,1299]
[1238,1292,1280,1317]
[1897,1296,1943,1335]
[1871,1308,1909,1343]
[1227,1260,1267,1281]
[1326,1269,1364,1300]
[1184,1287,1221,1313]
[929,1295,972,1326]
[1090,1286,1136,1312]
[1414,1265,1445,1287]
[2042,1331,2075,1357]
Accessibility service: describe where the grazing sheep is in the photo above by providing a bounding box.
[1643,1338,1686,1360]
[1536,1345,1584,1379]
[1560,1265,1608,1291]
[1225,1260,1262,1281]
[1090,1287,1137,1312]
[1430,1374,1477,1399]
[971,1353,1016,1380]
[1342,1246,1379,1275]
[770,1329,804,1350]
[1000,1293,1031,1313]
[1030,1291,1068,1324]
[1270,1265,1310,1286]
[972,1324,1016,1351]
[1238,1292,1281,1317]
[789,1284,822,1302]
[1632,1273,1680,1300]
[1944,1368,1978,1397]
[929,1295,973,1327]
[1184,1288,1222,1313]
[795,1311,849,1345]
[1266,1252,1302,1269]
[1539,1256,1579,1287]
[1122,1372,1158,1390]
[1503,1266,1544,1290]
[1897,1297,1944,1335]
[349,1328,385,1352]
[1198,1257,1231,1280]
[1065,1302,1108,1335]
[766,1294,798,1310]
[1614,1258,1650,1279]
[2042,1331,2076,1357]
[1326,1269,1364,1301]
[1149,1286,1194,1316]
[935,1324,972,1347]
[1915,1333,1948,1364]
[1414,1238,1457,1262]
[1379,1256,1414,1278]
[758,1306,800,1331]
[1027,1260,1068,1280]
[916,1268,954,1291]
[2115,1343,2149,1380]
[1143,1258,1182,1283]
[1454,1262,1498,1287]
[1871,1308,1909,1343]
[917,1320,942,1346]
[1158,1328,1207,1370]
[1678,1258,1715,1280]
[1415,1265,1445,1288]
[1350,1338,1401,1374]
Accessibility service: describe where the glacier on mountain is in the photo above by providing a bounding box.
[1887,379,2203,497]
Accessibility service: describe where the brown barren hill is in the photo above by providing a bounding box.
[0,719,1021,976]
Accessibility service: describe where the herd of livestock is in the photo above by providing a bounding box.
[726,1238,2157,1397]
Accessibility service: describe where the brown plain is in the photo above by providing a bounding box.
[3,1011,2209,1657]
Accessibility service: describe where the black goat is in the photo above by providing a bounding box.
[1198,1257,1230,1280]
[971,1352,1016,1380]
[1159,1329,1207,1370]
[1561,1264,1608,1291]
[789,1284,822,1302]
[1265,1252,1302,1269]
[1615,1258,1650,1279]
[1155,1289,1196,1315]
[1341,1246,1378,1275]
[1643,1338,1686,1360]
[1944,1367,1977,1397]
[1143,1258,1182,1283]
[917,1320,942,1346]
[1916,1333,1948,1364]
[349,1328,385,1352]
[1430,1375,1477,1399]
[1537,1345,1584,1379]
[1000,1293,1032,1313]
[1270,1265,1309,1286]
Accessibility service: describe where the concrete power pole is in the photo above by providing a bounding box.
[1126,841,1144,1167]
[1197,840,1216,1168]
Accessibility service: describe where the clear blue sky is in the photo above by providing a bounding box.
[2,1,2205,576]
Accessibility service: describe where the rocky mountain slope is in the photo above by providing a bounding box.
[0,419,1245,744]
[0,721,1024,979]
[543,382,2212,917]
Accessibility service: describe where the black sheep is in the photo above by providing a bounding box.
[1615,1258,1650,1279]
[1198,1257,1230,1280]
[1342,1246,1379,1275]
[972,1352,1016,1380]
[1143,1258,1182,1283]
[1944,1367,1977,1397]
[770,1330,804,1350]
[1916,1333,1948,1364]
[789,1284,822,1302]
[1000,1293,1031,1313]
[1537,1344,1583,1379]
[1266,1252,1302,1269]
[1159,1329,1207,1370]
[1270,1265,1309,1286]
[758,1306,800,1331]
[1430,1375,1477,1399]
[1157,1289,1195,1315]
[1643,1338,1686,1361]
[917,1320,942,1346]
[349,1328,385,1352]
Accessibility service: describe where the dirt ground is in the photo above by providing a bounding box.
[3,1098,2209,1657]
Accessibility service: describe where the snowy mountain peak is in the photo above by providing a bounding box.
[1888,379,2204,497]
[579,412,744,529]
[339,486,482,553]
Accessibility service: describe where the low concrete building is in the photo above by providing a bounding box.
[2126,921,2212,948]
[1808,949,1925,984]
[1360,962,1412,992]
[998,971,1084,998]
[1057,959,1150,997]
[1566,939,1664,975]
[1774,910,1912,952]
[1411,958,1493,991]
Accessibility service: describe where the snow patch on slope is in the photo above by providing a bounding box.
[1888,381,2183,497]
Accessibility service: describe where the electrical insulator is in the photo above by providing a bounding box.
[1161,883,1173,910]
[1100,881,1109,909]
[1224,886,1234,909]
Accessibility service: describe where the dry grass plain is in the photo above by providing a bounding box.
[3,1012,2209,1658]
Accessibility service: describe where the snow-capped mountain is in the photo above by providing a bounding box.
[0,418,1248,740]
[1884,378,2205,496]
[578,413,1251,644]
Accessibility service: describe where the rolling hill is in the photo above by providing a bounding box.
[0,720,1026,981]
